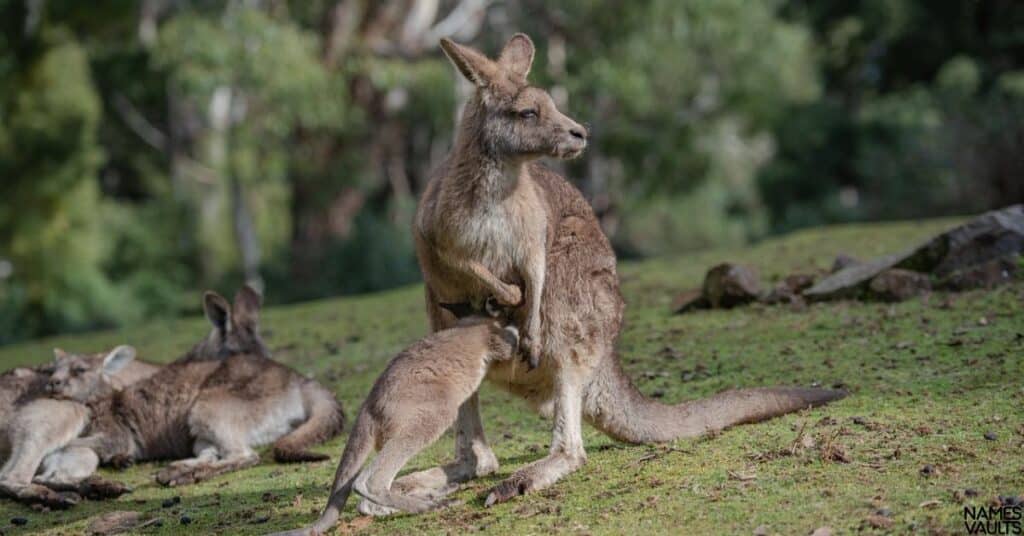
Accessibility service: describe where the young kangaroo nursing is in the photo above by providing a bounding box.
[0,346,159,508]
[398,33,848,509]
[274,301,518,536]
[43,286,344,493]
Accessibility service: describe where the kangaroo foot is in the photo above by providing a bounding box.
[156,455,258,487]
[79,475,132,500]
[483,474,532,507]
[35,475,131,500]
[0,481,80,509]
[483,451,585,507]
[356,498,401,517]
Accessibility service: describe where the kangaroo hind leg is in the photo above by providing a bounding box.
[354,439,448,516]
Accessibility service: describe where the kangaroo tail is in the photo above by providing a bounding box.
[309,411,374,535]
[273,382,346,463]
[583,357,846,443]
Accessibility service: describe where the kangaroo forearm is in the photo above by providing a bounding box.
[465,261,512,298]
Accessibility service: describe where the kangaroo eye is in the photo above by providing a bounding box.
[518,109,538,119]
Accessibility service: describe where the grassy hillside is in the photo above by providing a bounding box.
[2,217,1022,535]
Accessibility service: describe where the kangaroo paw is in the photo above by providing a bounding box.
[79,475,132,500]
[357,498,400,517]
[156,464,205,487]
[156,455,258,487]
[518,333,541,370]
[1,482,80,509]
[483,474,533,507]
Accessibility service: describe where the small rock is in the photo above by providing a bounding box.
[1000,495,1023,507]
[783,273,817,293]
[753,525,769,536]
[10,518,27,526]
[87,511,151,535]
[703,263,763,308]
[920,464,936,476]
[868,269,931,302]
[810,527,832,536]
[984,431,997,441]
[866,514,893,529]
[179,516,192,525]
[670,288,708,314]
[161,499,176,508]
[965,488,979,498]
[874,508,892,517]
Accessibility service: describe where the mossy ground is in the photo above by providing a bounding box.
[1,217,1021,535]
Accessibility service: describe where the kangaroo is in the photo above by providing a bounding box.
[46,286,345,494]
[273,300,519,536]
[0,346,159,508]
[396,33,847,510]
[415,35,576,371]
[0,286,267,508]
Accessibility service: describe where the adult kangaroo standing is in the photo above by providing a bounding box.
[406,33,846,508]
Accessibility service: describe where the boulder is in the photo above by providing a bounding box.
[703,263,762,308]
[868,269,931,302]
[805,205,1024,301]
[936,255,1019,290]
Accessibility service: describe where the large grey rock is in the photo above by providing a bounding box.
[901,204,1024,276]
[803,251,909,300]
[804,205,1024,301]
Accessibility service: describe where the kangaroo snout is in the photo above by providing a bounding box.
[46,378,64,393]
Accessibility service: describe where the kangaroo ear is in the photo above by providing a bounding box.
[440,37,498,87]
[101,345,136,375]
[53,348,69,361]
[203,291,232,333]
[232,284,263,329]
[498,33,535,80]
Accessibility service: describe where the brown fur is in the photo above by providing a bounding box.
[401,33,846,508]
[275,313,518,536]
[50,288,345,491]
[0,347,159,508]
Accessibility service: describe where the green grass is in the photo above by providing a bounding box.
[2,217,1022,535]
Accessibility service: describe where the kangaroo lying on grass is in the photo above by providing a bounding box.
[0,286,266,508]
[40,286,345,498]
[401,33,848,510]
[274,300,519,536]
[0,346,159,507]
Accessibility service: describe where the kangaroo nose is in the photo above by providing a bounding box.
[569,126,587,140]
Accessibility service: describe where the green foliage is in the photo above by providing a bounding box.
[1,0,1022,341]
[0,31,119,342]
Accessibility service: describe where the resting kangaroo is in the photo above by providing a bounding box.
[44,286,345,494]
[0,346,159,508]
[275,301,519,536]
[0,286,267,508]
[404,33,847,508]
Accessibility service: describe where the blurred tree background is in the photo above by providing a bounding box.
[0,0,1021,343]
